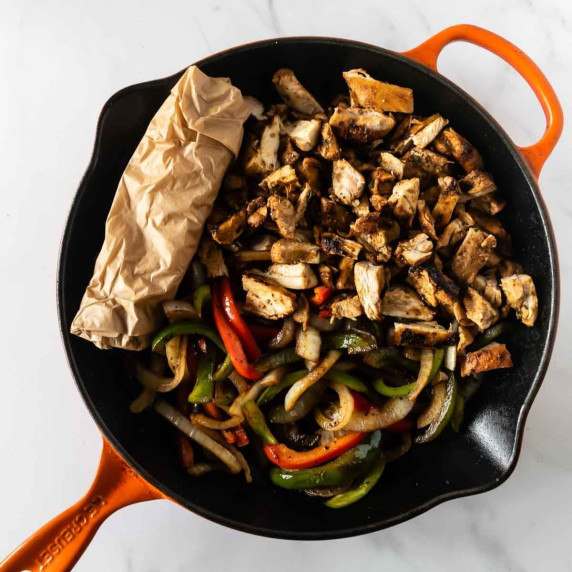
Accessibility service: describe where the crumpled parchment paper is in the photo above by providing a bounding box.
[71,65,250,350]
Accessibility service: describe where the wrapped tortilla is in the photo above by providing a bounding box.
[71,65,250,350]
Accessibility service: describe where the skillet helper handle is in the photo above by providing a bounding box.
[0,439,163,572]
[402,24,563,179]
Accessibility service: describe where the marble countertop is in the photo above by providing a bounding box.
[1,0,571,570]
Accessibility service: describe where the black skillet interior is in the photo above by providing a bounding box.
[58,38,558,539]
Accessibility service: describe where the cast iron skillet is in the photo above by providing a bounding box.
[1,25,562,572]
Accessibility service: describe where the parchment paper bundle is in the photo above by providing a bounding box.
[71,66,250,350]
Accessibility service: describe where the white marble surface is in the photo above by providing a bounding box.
[1,0,571,570]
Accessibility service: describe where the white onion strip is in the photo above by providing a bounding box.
[284,350,342,412]
[154,401,241,473]
[314,382,354,431]
[346,397,414,432]
[191,413,244,430]
[268,317,295,349]
[407,348,434,402]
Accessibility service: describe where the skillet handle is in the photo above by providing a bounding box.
[0,439,164,572]
[402,24,563,179]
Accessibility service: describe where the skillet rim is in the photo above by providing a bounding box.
[56,35,560,540]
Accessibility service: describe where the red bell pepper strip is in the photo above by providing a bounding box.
[310,286,333,306]
[318,307,332,319]
[351,391,373,413]
[178,435,195,468]
[386,418,415,433]
[245,322,281,341]
[232,425,250,447]
[203,402,247,445]
[264,431,367,469]
[218,277,261,361]
[212,286,262,381]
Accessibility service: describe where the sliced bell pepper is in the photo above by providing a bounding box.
[192,284,211,318]
[255,347,302,373]
[386,418,415,433]
[265,431,367,470]
[188,343,216,403]
[325,455,385,509]
[242,400,277,446]
[364,348,420,374]
[324,369,368,393]
[269,431,382,489]
[218,277,261,361]
[256,370,308,406]
[310,286,333,306]
[318,307,333,319]
[373,377,417,398]
[351,391,373,412]
[212,291,262,381]
[246,322,281,341]
[323,330,377,355]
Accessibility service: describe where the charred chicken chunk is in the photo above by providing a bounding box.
[403,147,452,179]
[268,195,297,239]
[409,113,448,148]
[378,152,404,180]
[331,293,363,320]
[198,236,228,278]
[319,197,354,232]
[284,119,322,151]
[272,68,324,115]
[451,227,497,285]
[317,122,341,161]
[260,165,299,193]
[318,264,336,289]
[242,272,296,319]
[388,178,420,223]
[259,114,281,173]
[380,285,435,321]
[354,261,386,320]
[209,208,247,245]
[350,212,400,263]
[472,273,502,307]
[417,200,437,240]
[470,192,506,215]
[331,159,366,206]
[394,321,458,348]
[459,170,497,198]
[500,274,538,327]
[336,257,356,290]
[329,106,396,143]
[434,127,484,173]
[463,287,499,331]
[321,232,363,260]
[394,233,434,266]
[343,68,414,113]
[407,264,459,309]
[267,263,319,290]
[460,342,513,377]
[432,176,461,229]
[270,239,320,264]
[246,197,268,228]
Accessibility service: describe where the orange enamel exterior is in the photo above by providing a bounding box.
[403,24,563,179]
[0,439,164,572]
[0,25,563,571]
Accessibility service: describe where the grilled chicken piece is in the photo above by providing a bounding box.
[267,263,318,290]
[284,119,322,151]
[260,165,299,193]
[379,285,435,321]
[270,239,320,264]
[472,273,502,307]
[434,128,484,173]
[331,293,363,320]
[433,176,461,229]
[336,257,356,290]
[500,274,538,326]
[295,184,312,223]
[394,233,433,266]
[470,192,506,215]
[320,197,354,232]
[436,216,472,250]
[320,233,363,260]
[463,287,499,331]
[460,342,513,377]
[332,159,365,206]
[369,168,395,198]
[350,213,400,263]
[242,134,268,177]
[416,200,437,240]
[458,325,476,352]
[498,260,524,279]
[352,194,370,218]
[272,69,324,115]
[247,197,268,228]
[407,264,460,309]
[409,114,448,148]
[210,208,247,245]
[394,321,458,348]
[242,272,297,319]
[281,137,301,165]
[379,152,404,180]
[198,236,228,278]
[317,123,342,161]
[244,95,266,120]
[293,294,310,329]
[268,195,297,239]
[329,106,396,143]
[451,228,497,285]
[259,115,281,173]
[297,158,322,192]
[343,69,414,113]
[249,234,275,252]
[370,194,389,212]
[318,264,336,288]
[354,262,386,320]
[459,170,496,198]
[469,209,512,257]
[403,147,452,179]
[388,178,420,223]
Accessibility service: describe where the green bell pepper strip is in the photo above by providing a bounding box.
[373,377,416,398]
[363,348,419,374]
[451,393,465,433]
[429,348,445,382]
[192,284,211,318]
[415,372,457,444]
[469,321,514,352]
[256,370,308,407]
[323,331,377,355]
[188,343,216,403]
[325,455,386,509]
[269,431,382,490]
[255,348,302,373]
[151,320,233,382]
[324,369,368,393]
[242,400,277,446]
